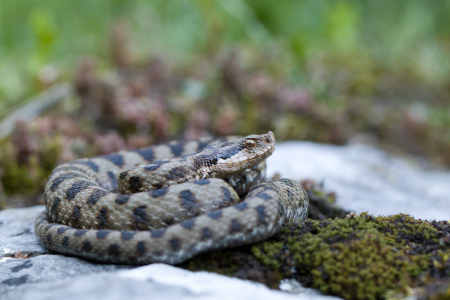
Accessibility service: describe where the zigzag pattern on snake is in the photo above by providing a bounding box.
[35,132,309,264]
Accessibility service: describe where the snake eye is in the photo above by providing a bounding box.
[245,140,256,148]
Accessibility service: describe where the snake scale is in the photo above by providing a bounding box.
[35,131,309,264]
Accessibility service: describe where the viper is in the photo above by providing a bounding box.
[35,132,309,264]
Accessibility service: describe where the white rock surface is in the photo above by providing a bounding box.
[3,254,334,300]
[0,191,338,300]
[2,141,448,300]
[267,142,450,220]
[0,206,338,300]
[0,206,51,257]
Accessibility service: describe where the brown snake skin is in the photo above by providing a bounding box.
[35,132,309,264]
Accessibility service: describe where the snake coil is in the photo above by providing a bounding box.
[35,132,309,264]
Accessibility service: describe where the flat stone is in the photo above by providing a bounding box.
[0,204,337,300]
[0,253,337,300]
[0,255,132,299]
[0,206,50,257]
[267,142,450,220]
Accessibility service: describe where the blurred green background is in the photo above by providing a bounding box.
[2,0,450,109]
[3,0,450,200]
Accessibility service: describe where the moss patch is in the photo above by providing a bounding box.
[184,214,450,300]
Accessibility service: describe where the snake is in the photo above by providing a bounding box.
[35,131,309,264]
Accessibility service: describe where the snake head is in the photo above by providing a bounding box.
[193,131,275,177]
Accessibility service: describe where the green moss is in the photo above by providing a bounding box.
[183,214,449,299]
[186,214,449,300]
[250,214,440,300]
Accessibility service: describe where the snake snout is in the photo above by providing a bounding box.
[261,131,275,159]
[266,131,275,144]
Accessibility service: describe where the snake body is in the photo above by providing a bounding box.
[35,132,309,264]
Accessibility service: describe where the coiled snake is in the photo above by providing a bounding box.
[35,132,309,264]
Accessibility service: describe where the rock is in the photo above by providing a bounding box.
[267,142,450,220]
[0,206,50,258]
[1,255,133,299]
[0,207,338,300]
[3,261,340,300]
